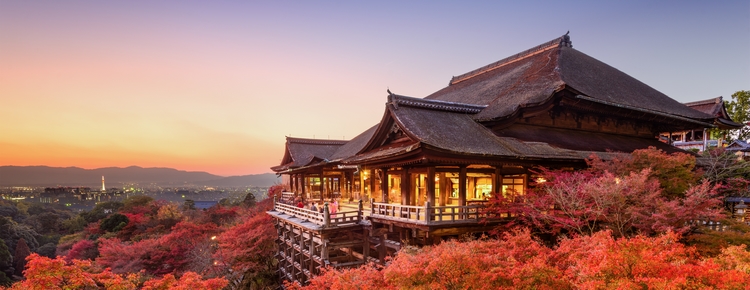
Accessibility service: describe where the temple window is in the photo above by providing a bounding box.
[501,174,526,196]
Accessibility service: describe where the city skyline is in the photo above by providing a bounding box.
[1,1,748,176]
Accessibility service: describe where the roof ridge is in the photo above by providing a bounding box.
[684,96,722,106]
[286,137,349,145]
[388,94,486,114]
[449,33,572,85]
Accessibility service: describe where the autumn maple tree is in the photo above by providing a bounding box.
[2,253,226,290]
[296,229,750,289]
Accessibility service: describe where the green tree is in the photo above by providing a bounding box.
[99,213,129,233]
[122,195,154,212]
[242,192,257,208]
[82,201,124,223]
[0,239,13,285]
[62,215,87,234]
[184,199,196,210]
[718,90,750,141]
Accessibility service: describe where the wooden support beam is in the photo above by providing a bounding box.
[369,168,375,201]
[378,235,386,264]
[381,168,389,203]
[401,167,410,205]
[493,167,501,195]
[427,167,435,206]
[459,166,467,219]
[363,228,370,262]
[439,172,447,206]
[320,170,326,201]
[459,166,467,207]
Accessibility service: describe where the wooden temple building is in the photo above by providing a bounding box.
[664,96,743,152]
[267,33,727,285]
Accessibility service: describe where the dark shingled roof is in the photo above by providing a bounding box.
[494,124,684,154]
[425,34,714,122]
[358,95,585,161]
[684,97,743,129]
[726,140,750,152]
[346,95,686,164]
[272,137,348,172]
[329,125,378,162]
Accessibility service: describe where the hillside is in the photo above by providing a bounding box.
[0,166,279,187]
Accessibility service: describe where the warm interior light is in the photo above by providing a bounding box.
[536,177,546,183]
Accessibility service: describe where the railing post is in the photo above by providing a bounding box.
[425,201,432,223]
[273,196,277,209]
[324,202,330,227]
[370,198,375,216]
[358,199,364,221]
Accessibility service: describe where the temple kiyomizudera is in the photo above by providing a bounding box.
[267,33,741,285]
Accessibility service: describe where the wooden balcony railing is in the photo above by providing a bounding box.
[369,199,506,225]
[273,193,507,227]
[273,196,363,227]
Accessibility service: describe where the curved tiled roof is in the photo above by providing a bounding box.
[274,137,348,171]
[684,97,743,129]
[425,33,714,123]
[328,125,378,162]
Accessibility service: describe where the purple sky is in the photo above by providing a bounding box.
[1,1,748,175]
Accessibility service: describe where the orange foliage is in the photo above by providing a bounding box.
[3,253,227,290]
[4,253,138,290]
[141,271,227,290]
[299,230,750,289]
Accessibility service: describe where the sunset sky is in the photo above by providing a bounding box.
[1,1,748,176]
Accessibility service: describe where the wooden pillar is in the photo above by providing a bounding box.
[341,172,347,199]
[459,166,467,207]
[290,175,295,194]
[299,229,305,273]
[381,168,389,203]
[309,233,316,274]
[369,169,376,201]
[320,171,326,201]
[438,172,447,206]
[290,226,295,279]
[401,167,410,205]
[363,229,370,263]
[301,173,307,198]
[378,235,386,263]
[427,167,436,206]
[493,167,501,196]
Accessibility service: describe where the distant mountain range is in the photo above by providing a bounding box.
[0,166,280,187]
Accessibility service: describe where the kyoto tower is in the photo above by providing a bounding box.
[101,176,106,191]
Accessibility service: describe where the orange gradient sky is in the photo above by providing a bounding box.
[1,1,748,176]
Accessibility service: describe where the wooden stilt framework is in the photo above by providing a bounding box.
[270,199,372,286]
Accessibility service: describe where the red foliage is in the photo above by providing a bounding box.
[65,239,98,262]
[141,271,227,290]
[215,210,277,274]
[299,230,750,289]
[587,147,699,198]
[287,263,389,290]
[200,205,238,225]
[116,212,148,241]
[268,184,287,200]
[97,220,220,276]
[13,238,30,277]
[96,237,159,274]
[3,253,226,290]
[490,166,724,237]
[141,221,220,275]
